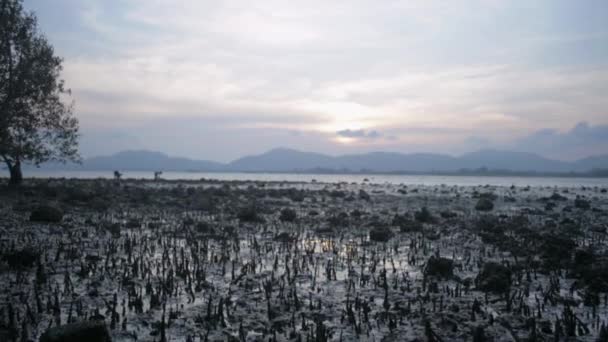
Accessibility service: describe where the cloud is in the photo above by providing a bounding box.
[22,0,608,160]
[511,122,608,160]
[460,122,608,160]
[336,129,382,139]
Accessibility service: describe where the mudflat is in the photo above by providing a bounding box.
[0,178,607,341]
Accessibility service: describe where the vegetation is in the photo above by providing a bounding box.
[0,0,79,185]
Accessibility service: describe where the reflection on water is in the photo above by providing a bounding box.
[20,169,608,187]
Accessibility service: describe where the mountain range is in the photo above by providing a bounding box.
[34,148,608,174]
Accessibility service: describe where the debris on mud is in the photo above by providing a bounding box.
[0,178,607,341]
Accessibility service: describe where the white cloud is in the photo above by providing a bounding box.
[24,0,608,159]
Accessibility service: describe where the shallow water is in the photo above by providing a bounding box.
[20,170,608,187]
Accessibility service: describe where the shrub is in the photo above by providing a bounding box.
[279,208,297,222]
[2,248,40,269]
[30,205,63,223]
[392,214,423,233]
[195,221,216,235]
[327,212,349,227]
[574,197,590,210]
[126,218,141,229]
[424,256,454,278]
[358,189,371,201]
[105,223,121,237]
[237,205,265,223]
[40,320,111,342]
[475,262,511,293]
[475,198,494,211]
[414,207,433,223]
[369,226,393,242]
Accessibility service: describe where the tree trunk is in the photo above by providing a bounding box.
[7,160,23,186]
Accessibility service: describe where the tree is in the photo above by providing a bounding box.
[1,0,79,185]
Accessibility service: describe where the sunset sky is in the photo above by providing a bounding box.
[26,0,608,161]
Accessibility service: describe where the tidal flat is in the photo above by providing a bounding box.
[1,178,607,341]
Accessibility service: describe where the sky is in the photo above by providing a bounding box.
[25,0,608,162]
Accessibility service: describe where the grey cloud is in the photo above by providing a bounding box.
[512,122,608,159]
[336,129,382,139]
[460,122,608,160]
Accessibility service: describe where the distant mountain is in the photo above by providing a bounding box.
[226,148,607,173]
[38,150,224,172]
[228,148,335,171]
[576,155,608,171]
[34,148,608,174]
[457,150,578,173]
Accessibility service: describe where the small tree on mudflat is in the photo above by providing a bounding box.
[1,0,79,185]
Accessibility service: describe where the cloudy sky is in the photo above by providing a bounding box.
[26,0,608,161]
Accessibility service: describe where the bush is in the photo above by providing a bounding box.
[40,320,111,342]
[440,210,457,219]
[195,221,216,235]
[274,232,294,242]
[414,207,433,223]
[424,256,454,278]
[549,193,567,201]
[279,208,297,222]
[63,186,94,203]
[327,211,349,227]
[392,214,423,233]
[475,198,494,211]
[104,223,121,237]
[2,248,39,269]
[539,234,576,269]
[191,195,215,211]
[369,226,393,242]
[30,205,63,223]
[237,205,265,223]
[574,197,590,210]
[475,262,511,293]
[358,189,371,201]
[126,218,141,229]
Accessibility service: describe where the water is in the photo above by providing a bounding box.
[16,170,608,187]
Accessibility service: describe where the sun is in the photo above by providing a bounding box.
[334,136,356,145]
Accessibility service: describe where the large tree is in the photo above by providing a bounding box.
[1,0,79,185]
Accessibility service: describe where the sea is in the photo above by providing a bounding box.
[15,170,608,188]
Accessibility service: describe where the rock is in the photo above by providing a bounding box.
[424,256,454,278]
[40,320,111,342]
[476,262,511,293]
[279,208,297,222]
[369,226,394,242]
[30,205,63,223]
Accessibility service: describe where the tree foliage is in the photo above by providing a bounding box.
[0,0,79,184]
